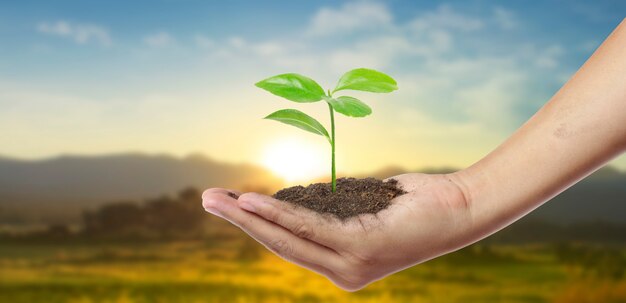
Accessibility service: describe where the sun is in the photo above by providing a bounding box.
[260,138,328,182]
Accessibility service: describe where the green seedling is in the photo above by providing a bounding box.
[256,68,398,193]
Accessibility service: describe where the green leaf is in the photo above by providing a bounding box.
[326,96,372,118]
[333,68,398,93]
[264,109,330,141]
[256,73,326,103]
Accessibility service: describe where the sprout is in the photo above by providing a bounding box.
[256,68,398,192]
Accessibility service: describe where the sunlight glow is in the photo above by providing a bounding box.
[260,138,328,182]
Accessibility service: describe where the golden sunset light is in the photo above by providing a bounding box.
[260,137,328,183]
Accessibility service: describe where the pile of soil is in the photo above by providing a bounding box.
[272,177,406,219]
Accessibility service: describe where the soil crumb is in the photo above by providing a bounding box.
[273,177,406,220]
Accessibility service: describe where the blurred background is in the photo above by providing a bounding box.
[1,0,625,302]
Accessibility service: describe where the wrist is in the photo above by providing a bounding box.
[445,165,495,245]
[446,169,478,220]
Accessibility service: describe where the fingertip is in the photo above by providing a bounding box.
[202,192,239,216]
[202,188,218,201]
[202,188,241,200]
[201,194,221,214]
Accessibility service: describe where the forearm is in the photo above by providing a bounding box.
[454,19,626,241]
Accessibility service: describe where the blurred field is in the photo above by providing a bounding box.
[1,239,625,303]
[1,182,624,303]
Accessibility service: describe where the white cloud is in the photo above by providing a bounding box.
[295,5,480,73]
[37,20,111,46]
[253,42,284,57]
[196,35,319,70]
[409,5,484,33]
[194,34,215,48]
[198,3,482,73]
[535,45,564,68]
[144,32,174,47]
[308,1,392,36]
[192,3,561,132]
[458,70,527,126]
[493,7,518,30]
[228,36,246,49]
[393,56,532,129]
[327,36,412,72]
[579,40,600,53]
[517,44,564,69]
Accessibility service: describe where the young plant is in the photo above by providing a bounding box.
[256,68,398,192]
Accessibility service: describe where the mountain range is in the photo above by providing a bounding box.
[0,153,625,227]
[0,153,282,226]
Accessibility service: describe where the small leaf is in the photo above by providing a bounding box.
[264,109,330,141]
[256,73,326,103]
[326,96,372,117]
[333,68,398,93]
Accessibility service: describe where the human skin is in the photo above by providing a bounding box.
[202,19,626,291]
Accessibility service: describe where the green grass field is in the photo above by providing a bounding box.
[0,240,624,303]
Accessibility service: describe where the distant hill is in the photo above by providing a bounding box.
[0,153,624,227]
[362,165,626,225]
[531,166,626,224]
[0,153,283,226]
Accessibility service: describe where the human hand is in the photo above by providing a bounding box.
[202,173,473,291]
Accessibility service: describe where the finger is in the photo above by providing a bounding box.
[203,188,242,200]
[202,192,347,274]
[237,192,347,248]
[204,192,368,291]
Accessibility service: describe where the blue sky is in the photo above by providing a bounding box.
[1,0,625,173]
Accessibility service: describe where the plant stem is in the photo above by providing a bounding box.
[327,100,337,193]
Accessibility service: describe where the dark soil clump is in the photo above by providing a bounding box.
[273,177,406,220]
